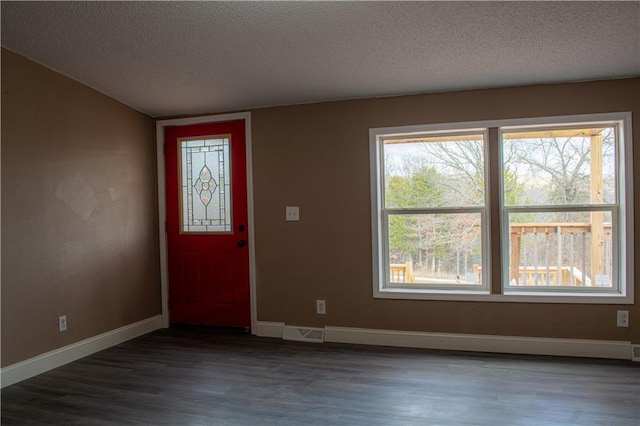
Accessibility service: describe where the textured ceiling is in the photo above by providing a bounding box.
[2,1,639,118]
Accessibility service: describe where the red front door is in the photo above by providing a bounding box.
[165,120,249,328]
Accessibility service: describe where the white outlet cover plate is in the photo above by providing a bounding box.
[286,206,300,221]
[58,315,67,332]
[617,310,629,327]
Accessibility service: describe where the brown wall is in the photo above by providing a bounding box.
[2,48,638,368]
[1,49,161,366]
[252,78,640,344]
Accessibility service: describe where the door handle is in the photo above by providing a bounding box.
[237,240,246,248]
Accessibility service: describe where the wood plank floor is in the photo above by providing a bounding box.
[2,327,639,425]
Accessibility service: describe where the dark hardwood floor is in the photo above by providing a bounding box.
[2,327,639,425]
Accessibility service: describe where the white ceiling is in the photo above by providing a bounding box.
[2,1,639,118]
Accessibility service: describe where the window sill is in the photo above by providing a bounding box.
[375,287,633,304]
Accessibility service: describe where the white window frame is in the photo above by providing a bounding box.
[370,113,634,304]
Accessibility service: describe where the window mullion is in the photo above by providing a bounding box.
[488,127,502,295]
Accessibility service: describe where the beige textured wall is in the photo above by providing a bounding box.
[1,49,161,366]
[252,78,640,344]
[2,47,637,369]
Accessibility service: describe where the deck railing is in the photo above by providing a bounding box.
[473,222,612,286]
[390,262,415,283]
[508,222,611,286]
[474,265,589,286]
[391,222,612,286]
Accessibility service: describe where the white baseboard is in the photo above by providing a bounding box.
[254,321,285,338]
[1,315,163,388]
[324,326,632,360]
[257,321,632,359]
[5,318,628,388]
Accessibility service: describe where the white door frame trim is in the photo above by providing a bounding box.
[155,112,256,332]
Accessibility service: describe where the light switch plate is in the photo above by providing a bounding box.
[286,206,300,221]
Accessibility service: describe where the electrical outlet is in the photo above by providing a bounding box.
[617,310,629,328]
[58,315,68,332]
[316,299,326,315]
[285,206,300,222]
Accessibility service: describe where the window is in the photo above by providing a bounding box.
[376,130,489,293]
[370,113,633,303]
[179,136,232,233]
